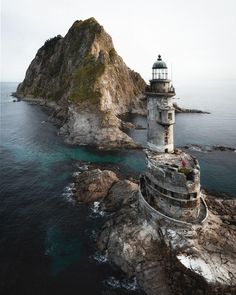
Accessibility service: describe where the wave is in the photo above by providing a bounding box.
[91,250,108,264]
[89,201,107,218]
[62,182,76,205]
[104,276,139,292]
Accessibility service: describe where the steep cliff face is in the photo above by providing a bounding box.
[16,18,146,148]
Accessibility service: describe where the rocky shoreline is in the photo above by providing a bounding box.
[182,144,236,153]
[12,95,212,148]
[174,103,210,114]
[72,166,236,295]
[13,18,147,150]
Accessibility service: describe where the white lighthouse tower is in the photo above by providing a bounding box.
[138,55,208,225]
[146,55,175,153]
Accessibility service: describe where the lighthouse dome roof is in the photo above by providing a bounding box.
[152,55,167,69]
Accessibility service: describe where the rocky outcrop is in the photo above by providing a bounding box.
[100,180,138,212]
[73,168,236,295]
[15,17,146,149]
[174,103,210,114]
[73,169,118,203]
[182,144,236,153]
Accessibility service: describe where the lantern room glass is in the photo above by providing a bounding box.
[152,68,168,80]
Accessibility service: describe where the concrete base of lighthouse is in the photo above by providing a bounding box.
[147,141,174,153]
[138,149,208,225]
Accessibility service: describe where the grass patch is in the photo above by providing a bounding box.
[178,167,192,175]
[70,54,105,103]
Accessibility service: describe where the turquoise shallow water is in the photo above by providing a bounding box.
[0,81,235,294]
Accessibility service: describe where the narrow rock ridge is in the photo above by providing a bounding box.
[174,102,210,114]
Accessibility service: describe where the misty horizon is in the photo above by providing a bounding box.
[1,0,236,84]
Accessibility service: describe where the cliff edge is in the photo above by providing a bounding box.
[16,17,146,148]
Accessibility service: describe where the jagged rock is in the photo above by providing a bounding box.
[100,180,138,212]
[121,121,136,129]
[15,18,147,148]
[71,168,236,294]
[81,169,236,295]
[73,169,118,203]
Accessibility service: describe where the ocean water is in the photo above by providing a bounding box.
[0,82,145,295]
[0,81,235,294]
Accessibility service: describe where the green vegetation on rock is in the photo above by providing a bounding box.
[70,54,105,103]
[72,18,102,36]
[178,167,192,175]
[101,110,112,126]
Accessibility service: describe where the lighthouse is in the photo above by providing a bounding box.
[146,55,175,153]
[138,55,208,225]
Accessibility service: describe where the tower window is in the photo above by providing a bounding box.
[168,113,172,120]
[159,112,162,120]
[165,135,169,144]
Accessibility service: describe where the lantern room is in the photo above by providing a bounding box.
[152,55,168,80]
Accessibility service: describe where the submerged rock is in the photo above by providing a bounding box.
[74,168,236,295]
[15,18,146,149]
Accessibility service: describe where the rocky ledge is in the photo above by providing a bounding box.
[174,103,210,114]
[73,168,236,295]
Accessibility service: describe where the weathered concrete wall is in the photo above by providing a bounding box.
[146,76,175,153]
[146,184,201,222]
[138,190,193,229]
[142,149,203,222]
[146,159,201,194]
[147,96,174,153]
[150,79,171,93]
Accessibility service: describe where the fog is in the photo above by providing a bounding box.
[1,0,236,84]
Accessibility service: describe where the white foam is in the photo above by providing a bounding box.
[89,201,107,218]
[92,251,108,264]
[76,164,89,171]
[62,183,76,205]
[104,276,138,291]
[72,171,81,177]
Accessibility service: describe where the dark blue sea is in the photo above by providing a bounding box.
[0,81,236,294]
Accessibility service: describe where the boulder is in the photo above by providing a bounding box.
[73,169,118,203]
[101,180,138,212]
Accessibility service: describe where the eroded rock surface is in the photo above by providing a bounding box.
[74,168,236,295]
[15,17,146,149]
[74,169,118,203]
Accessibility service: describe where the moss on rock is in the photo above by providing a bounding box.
[70,54,105,103]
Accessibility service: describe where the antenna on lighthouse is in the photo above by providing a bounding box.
[171,62,173,82]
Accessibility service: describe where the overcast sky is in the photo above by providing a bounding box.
[1,0,236,84]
